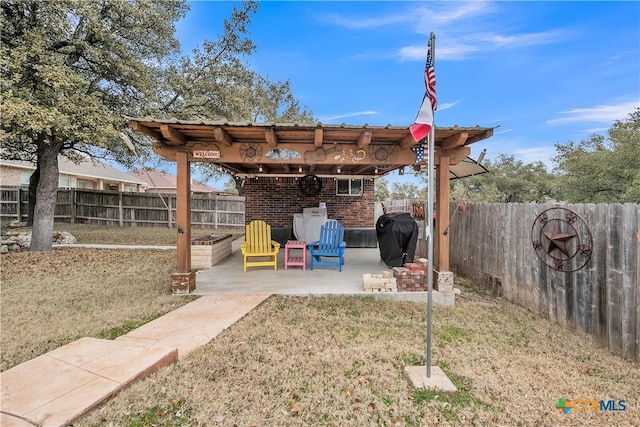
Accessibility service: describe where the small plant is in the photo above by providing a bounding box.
[437,324,470,344]
[98,313,163,340]
[380,395,394,407]
[506,316,529,347]
[345,325,360,340]
[400,352,424,366]
[125,397,190,426]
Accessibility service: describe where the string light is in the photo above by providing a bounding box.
[298,166,303,173]
[258,165,263,173]
[337,166,341,174]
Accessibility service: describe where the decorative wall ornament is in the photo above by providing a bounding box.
[239,143,262,162]
[265,148,301,160]
[530,207,593,272]
[350,149,366,163]
[369,145,398,172]
[411,143,426,164]
[299,174,323,196]
[304,143,339,164]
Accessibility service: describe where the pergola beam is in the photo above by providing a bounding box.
[357,130,372,149]
[466,129,494,145]
[440,132,468,151]
[265,128,278,148]
[399,134,417,149]
[130,121,162,141]
[160,124,186,145]
[314,129,323,148]
[214,127,232,146]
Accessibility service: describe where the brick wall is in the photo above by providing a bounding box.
[0,166,24,186]
[243,176,375,228]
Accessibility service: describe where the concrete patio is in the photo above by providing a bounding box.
[193,238,455,306]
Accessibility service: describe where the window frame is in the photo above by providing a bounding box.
[335,178,363,196]
[58,175,71,189]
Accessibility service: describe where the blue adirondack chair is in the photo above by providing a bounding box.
[307,220,346,271]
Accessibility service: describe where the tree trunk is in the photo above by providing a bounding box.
[233,176,245,196]
[30,140,62,252]
[26,163,40,226]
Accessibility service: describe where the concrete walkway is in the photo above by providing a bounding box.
[0,294,269,427]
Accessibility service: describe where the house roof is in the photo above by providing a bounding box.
[1,156,147,185]
[127,170,220,193]
[129,118,495,178]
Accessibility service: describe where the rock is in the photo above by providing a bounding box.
[15,233,31,248]
[53,231,77,245]
[0,230,76,250]
[8,220,27,228]
[0,245,8,254]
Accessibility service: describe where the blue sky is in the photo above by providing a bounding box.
[176,1,639,187]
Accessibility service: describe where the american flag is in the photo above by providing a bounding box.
[410,36,437,143]
[424,39,437,112]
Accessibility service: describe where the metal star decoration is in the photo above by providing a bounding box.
[542,222,576,257]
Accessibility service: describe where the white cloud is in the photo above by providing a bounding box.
[546,100,639,124]
[398,42,480,61]
[513,146,557,167]
[474,30,567,48]
[429,1,492,25]
[319,1,492,30]
[319,111,379,122]
[319,12,408,30]
[438,101,459,111]
[323,2,568,62]
[398,29,567,61]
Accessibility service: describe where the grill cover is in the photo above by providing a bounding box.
[376,212,419,267]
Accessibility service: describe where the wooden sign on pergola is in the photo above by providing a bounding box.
[129,117,494,292]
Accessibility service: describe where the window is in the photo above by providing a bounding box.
[20,172,31,185]
[58,176,71,189]
[77,180,85,189]
[336,178,363,196]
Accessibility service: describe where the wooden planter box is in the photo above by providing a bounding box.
[191,234,233,269]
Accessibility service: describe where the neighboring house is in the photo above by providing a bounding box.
[127,169,222,194]
[0,156,147,192]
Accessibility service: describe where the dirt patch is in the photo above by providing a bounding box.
[77,294,639,426]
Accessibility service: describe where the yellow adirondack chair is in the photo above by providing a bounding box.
[240,220,281,272]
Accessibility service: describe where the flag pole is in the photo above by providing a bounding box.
[425,32,435,379]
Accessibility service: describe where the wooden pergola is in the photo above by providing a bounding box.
[129,118,494,292]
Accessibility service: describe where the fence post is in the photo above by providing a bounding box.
[16,188,22,222]
[118,191,123,226]
[168,195,173,228]
[71,189,76,223]
[215,194,219,229]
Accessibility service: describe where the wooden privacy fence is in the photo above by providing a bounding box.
[448,202,639,362]
[0,187,245,229]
